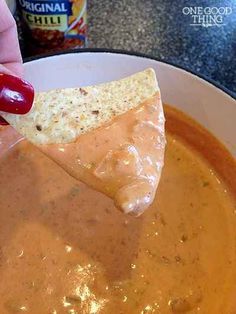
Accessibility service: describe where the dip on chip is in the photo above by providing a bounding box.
[2,69,166,215]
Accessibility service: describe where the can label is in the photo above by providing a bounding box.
[18,0,87,52]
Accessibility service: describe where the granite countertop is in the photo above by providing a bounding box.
[88,0,236,94]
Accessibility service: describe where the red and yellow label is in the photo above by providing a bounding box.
[18,0,87,52]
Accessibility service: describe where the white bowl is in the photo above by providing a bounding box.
[24,50,236,157]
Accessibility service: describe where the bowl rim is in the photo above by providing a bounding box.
[24,48,236,100]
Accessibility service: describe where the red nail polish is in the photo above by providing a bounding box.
[0,73,34,114]
[0,116,9,125]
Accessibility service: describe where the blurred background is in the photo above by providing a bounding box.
[11,0,236,93]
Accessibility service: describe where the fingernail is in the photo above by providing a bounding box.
[0,116,9,125]
[0,73,34,114]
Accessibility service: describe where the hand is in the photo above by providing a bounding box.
[0,0,34,125]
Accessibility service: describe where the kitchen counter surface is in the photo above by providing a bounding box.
[88,0,236,95]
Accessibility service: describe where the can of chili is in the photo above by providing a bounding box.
[17,0,87,55]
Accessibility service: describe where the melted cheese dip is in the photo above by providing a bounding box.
[0,105,235,314]
[40,95,165,216]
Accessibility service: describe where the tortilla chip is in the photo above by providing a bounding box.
[2,68,165,215]
[2,68,159,144]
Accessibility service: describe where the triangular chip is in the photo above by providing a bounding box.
[2,69,166,215]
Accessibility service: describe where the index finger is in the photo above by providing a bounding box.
[0,0,22,75]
